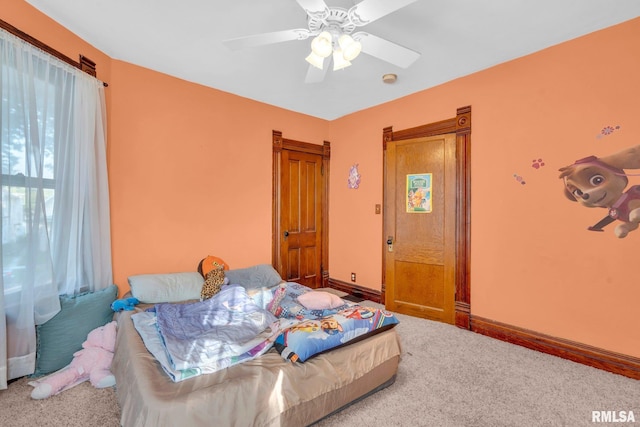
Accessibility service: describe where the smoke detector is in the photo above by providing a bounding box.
[382,73,397,84]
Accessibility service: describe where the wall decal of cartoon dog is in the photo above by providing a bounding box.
[558,145,640,238]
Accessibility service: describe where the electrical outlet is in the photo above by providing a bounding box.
[351,272,356,282]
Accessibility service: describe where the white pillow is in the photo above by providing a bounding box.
[128,272,204,303]
[297,291,344,310]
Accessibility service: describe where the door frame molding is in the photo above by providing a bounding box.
[272,130,331,287]
[382,106,471,329]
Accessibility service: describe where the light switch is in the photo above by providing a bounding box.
[375,204,381,214]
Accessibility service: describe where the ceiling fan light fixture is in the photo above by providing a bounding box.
[311,31,333,58]
[332,50,352,71]
[338,34,362,61]
[305,51,325,69]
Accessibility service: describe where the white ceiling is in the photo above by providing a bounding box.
[25,0,640,120]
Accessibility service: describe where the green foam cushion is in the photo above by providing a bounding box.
[33,284,117,376]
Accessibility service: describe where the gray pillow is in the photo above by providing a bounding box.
[225,264,283,289]
[34,284,118,376]
[128,272,204,303]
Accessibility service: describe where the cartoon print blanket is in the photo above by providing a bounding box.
[272,283,400,362]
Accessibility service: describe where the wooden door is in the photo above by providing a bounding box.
[384,134,457,323]
[280,149,323,287]
[272,131,329,289]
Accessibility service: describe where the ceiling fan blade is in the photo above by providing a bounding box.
[224,29,311,50]
[304,56,332,83]
[349,0,419,25]
[354,32,420,68]
[295,0,330,16]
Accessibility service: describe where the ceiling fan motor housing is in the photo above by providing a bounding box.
[308,7,357,40]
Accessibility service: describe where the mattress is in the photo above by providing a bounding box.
[112,306,401,427]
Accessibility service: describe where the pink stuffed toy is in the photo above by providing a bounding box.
[31,321,117,399]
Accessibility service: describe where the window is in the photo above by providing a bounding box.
[0,27,112,300]
[1,26,112,386]
[1,67,57,295]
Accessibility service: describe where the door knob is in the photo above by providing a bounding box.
[284,230,289,239]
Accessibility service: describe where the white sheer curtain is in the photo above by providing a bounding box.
[0,28,112,389]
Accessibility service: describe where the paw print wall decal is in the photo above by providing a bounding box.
[513,157,544,186]
[513,173,526,185]
[531,158,545,169]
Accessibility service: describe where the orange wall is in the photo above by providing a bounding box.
[4,1,640,358]
[108,61,328,292]
[329,17,640,357]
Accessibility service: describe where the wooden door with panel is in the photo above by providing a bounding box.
[272,131,330,289]
[382,106,471,328]
[384,134,457,323]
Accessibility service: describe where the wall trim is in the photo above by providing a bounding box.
[455,301,470,329]
[327,278,382,304]
[471,315,640,380]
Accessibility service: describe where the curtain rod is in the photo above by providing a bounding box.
[0,18,109,87]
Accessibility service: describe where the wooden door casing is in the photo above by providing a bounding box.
[382,106,471,329]
[272,131,330,289]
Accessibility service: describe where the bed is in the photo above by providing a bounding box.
[112,267,402,427]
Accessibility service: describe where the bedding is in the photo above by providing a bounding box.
[267,282,400,363]
[114,278,402,426]
[224,264,284,289]
[271,281,350,320]
[128,264,284,304]
[128,272,204,303]
[274,304,399,362]
[133,284,296,381]
[297,290,345,310]
[114,307,400,427]
[132,282,398,378]
[132,310,290,382]
[152,284,277,370]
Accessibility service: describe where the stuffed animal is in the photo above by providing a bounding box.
[31,321,117,399]
[111,297,140,311]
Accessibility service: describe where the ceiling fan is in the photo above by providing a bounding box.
[223,0,421,83]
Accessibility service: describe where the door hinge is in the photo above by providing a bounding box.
[321,164,324,176]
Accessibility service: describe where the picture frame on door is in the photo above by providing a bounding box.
[406,173,432,213]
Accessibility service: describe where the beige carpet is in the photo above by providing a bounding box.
[0,377,119,427]
[1,306,639,427]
